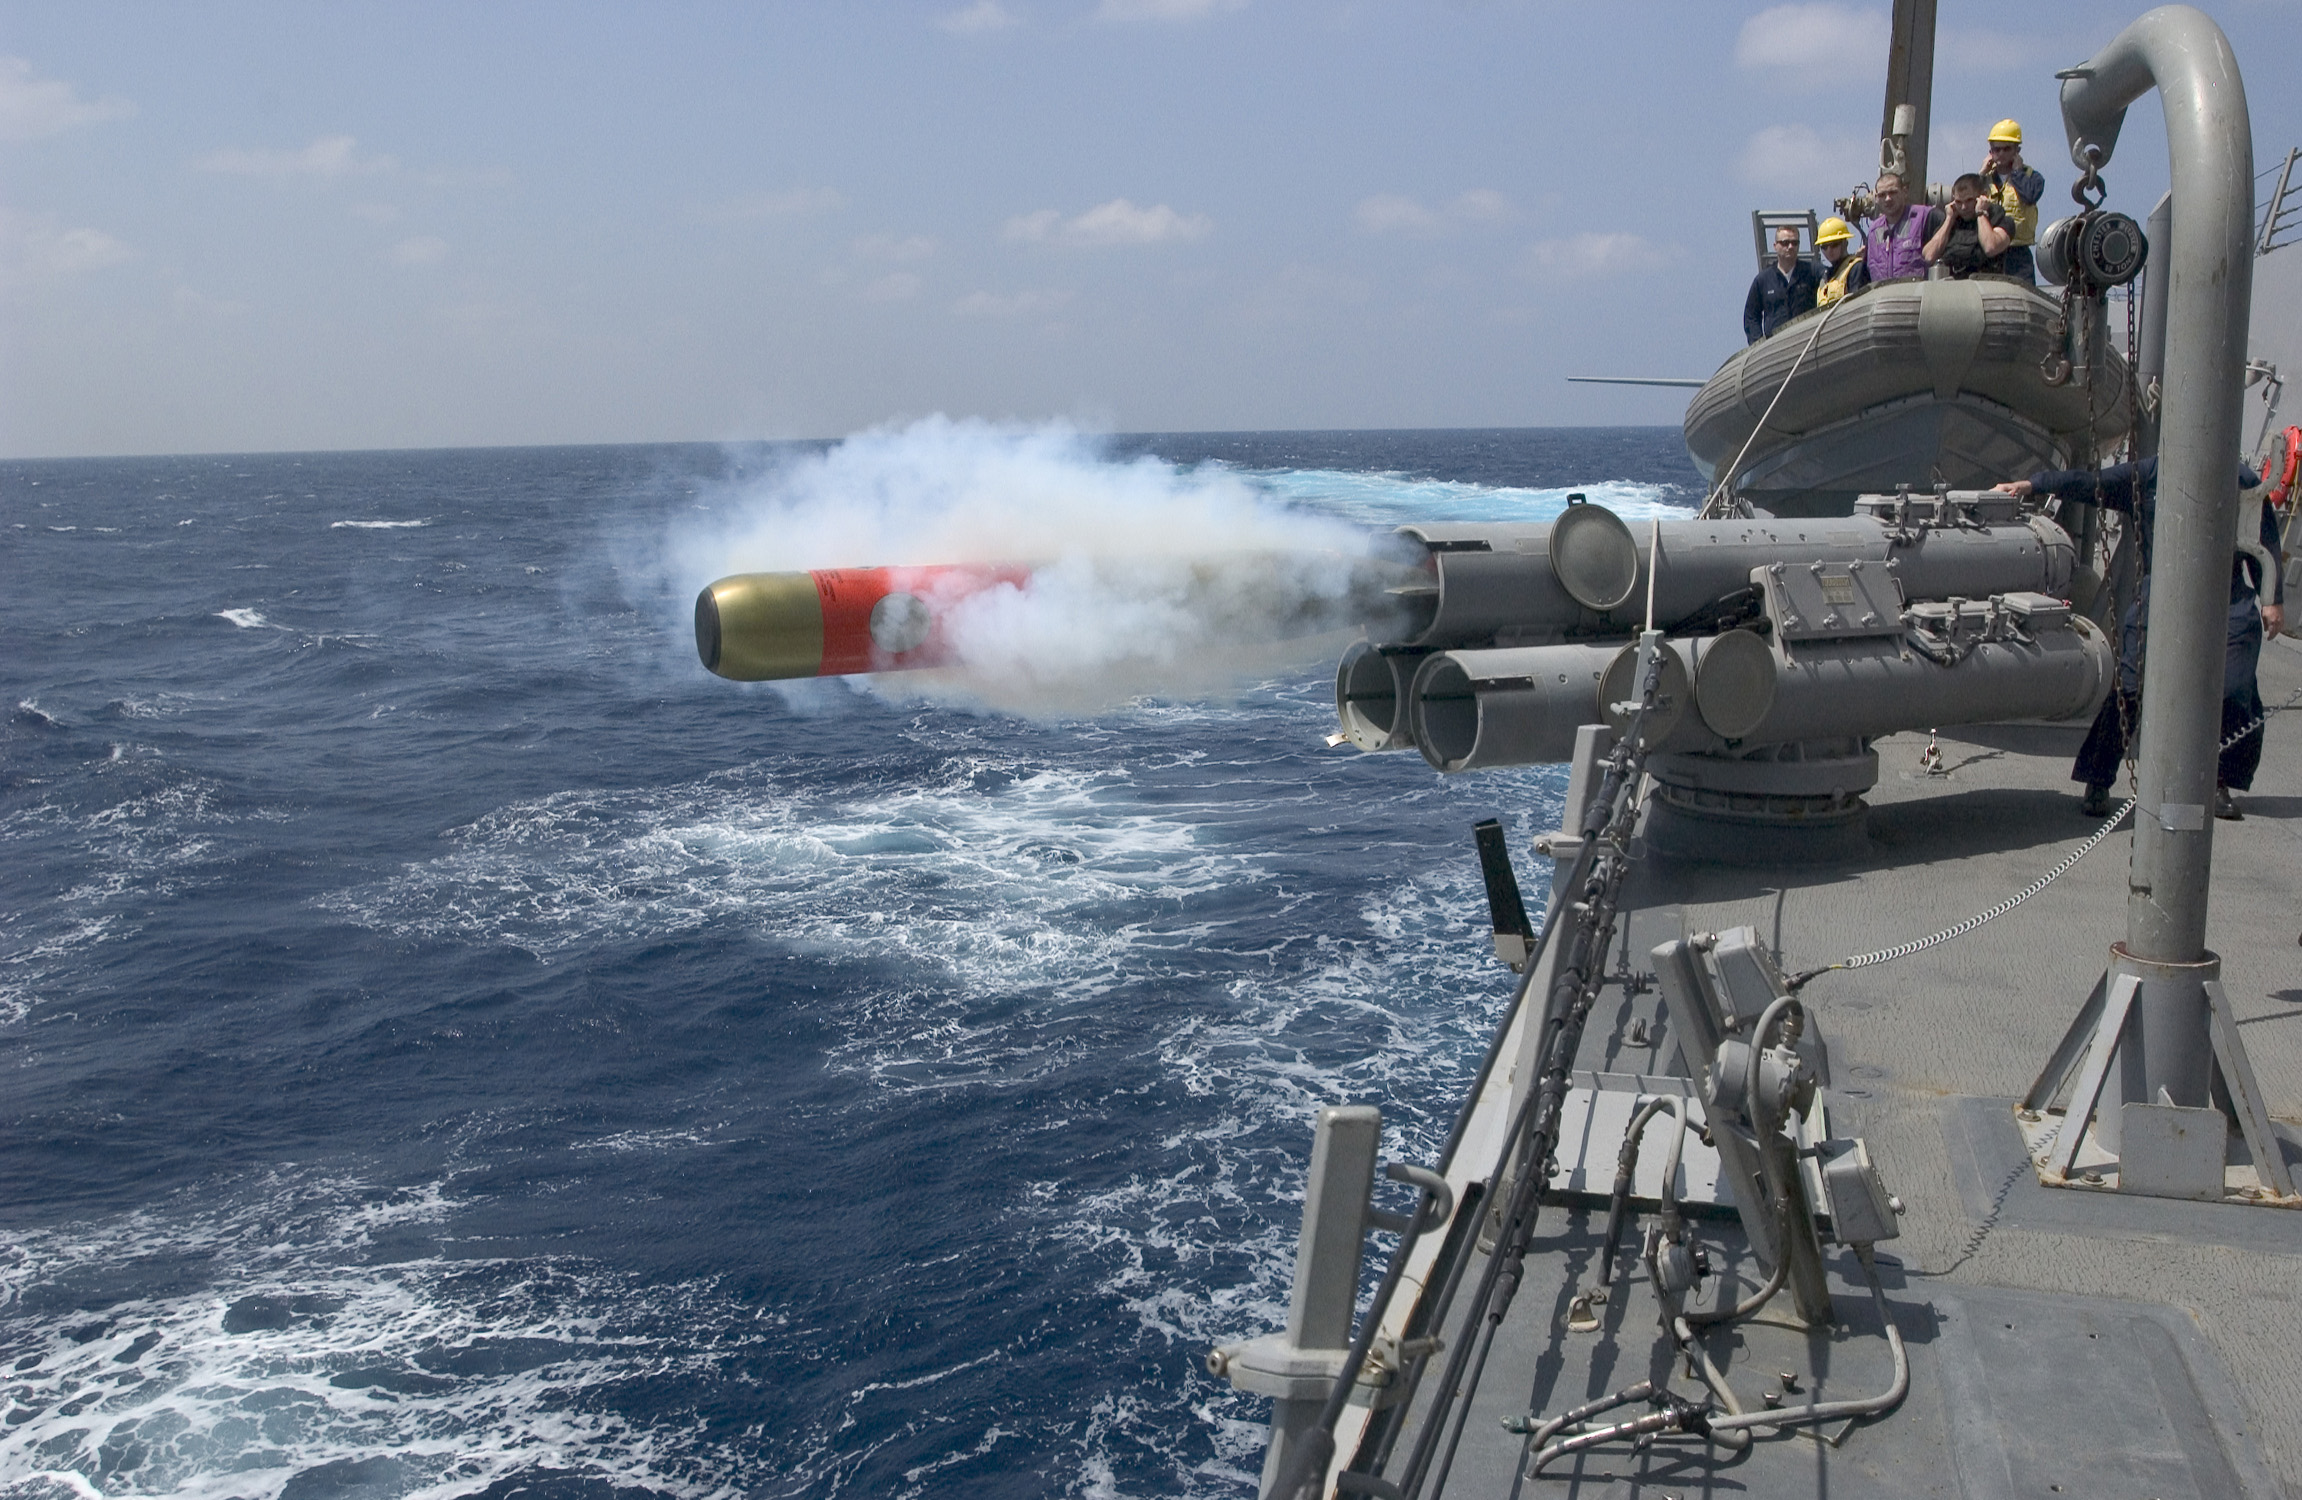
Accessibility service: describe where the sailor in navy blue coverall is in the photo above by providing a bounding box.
[1997,458,2286,818]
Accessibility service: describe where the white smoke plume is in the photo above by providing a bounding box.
[670,416,1407,714]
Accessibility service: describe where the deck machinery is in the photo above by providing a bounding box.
[1204,7,2302,1499]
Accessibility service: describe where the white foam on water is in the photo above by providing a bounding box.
[1037,852,1538,1495]
[0,1177,757,1500]
[1247,468,1687,528]
[213,609,268,629]
[318,750,1309,1107]
[1,776,238,1024]
[328,519,430,530]
[309,712,1557,1494]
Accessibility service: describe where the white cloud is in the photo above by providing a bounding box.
[1004,198,1211,248]
[701,187,845,221]
[388,235,448,267]
[0,211,132,286]
[862,271,923,302]
[1355,189,1512,237]
[1524,232,1668,280]
[952,288,1074,317]
[1452,189,1511,224]
[1095,0,1243,19]
[1737,123,1873,194]
[42,225,131,272]
[937,0,1019,33]
[1004,208,1062,242]
[197,134,397,180]
[853,233,937,262]
[1929,119,2008,179]
[1733,4,1887,81]
[0,57,135,142]
[1355,195,1439,236]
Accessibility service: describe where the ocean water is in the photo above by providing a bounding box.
[0,427,1699,1500]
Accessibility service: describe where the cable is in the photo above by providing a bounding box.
[1785,793,2136,989]
[1683,1254,1788,1328]
[1698,292,1853,520]
[1527,1248,1909,1474]
[1786,684,2302,992]
[1699,1248,1910,1436]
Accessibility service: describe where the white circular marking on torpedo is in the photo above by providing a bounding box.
[868,591,933,653]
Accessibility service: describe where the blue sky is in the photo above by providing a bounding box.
[3,0,2297,457]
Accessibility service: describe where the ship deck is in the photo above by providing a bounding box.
[1362,630,2302,1499]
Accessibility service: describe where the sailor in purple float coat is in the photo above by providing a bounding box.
[1863,172,1941,282]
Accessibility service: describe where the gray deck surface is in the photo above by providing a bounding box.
[1380,633,2302,1499]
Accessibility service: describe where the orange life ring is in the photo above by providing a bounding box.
[2266,424,2302,507]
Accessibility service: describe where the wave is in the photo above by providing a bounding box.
[0,1175,750,1500]
[1241,468,1691,527]
[214,608,269,629]
[330,519,431,530]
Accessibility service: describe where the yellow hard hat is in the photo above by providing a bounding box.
[1815,216,1854,246]
[1988,118,2024,145]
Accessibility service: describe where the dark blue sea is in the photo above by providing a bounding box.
[0,426,1699,1500]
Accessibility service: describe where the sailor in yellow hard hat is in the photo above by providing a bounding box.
[1982,119,2045,283]
[1812,216,1869,307]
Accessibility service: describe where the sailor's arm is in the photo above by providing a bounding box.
[1994,463,2142,514]
[1976,204,2012,257]
[2258,493,2286,634]
[1921,209,1953,264]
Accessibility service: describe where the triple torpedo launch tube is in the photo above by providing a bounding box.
[695,565,1031,681]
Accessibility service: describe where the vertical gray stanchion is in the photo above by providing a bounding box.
[2061,6,2252,1034]
[1205,1105,1381,1500]
[1265,1106,1378,1496]
[2022,11,2296,1205]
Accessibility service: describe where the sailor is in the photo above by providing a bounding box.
[1923,173,2012,278]
[1813,216,1869,307]
[1995,459,2286,819]
[1861,172,1938,282]
[1743,224,1820,344]
[1981,119,2047,283]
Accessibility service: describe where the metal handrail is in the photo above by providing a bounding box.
[1266,645,1668,1500]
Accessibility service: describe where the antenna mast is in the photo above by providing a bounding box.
[1880,0,1937,195]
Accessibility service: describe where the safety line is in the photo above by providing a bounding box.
[1786,684,2301,991]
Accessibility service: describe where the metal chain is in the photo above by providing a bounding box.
[1786,683,2302,992]
[2041,283,2076,386]
[2113,286,2143,796]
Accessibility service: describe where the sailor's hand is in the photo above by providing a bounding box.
[1993,480,2034,500]
[2266,603,2286,639]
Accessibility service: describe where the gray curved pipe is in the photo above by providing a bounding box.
[2059,6,2253,966]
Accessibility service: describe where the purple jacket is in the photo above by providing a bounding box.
[1864,204,1937,282]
